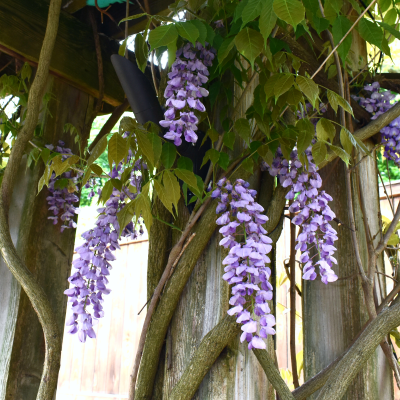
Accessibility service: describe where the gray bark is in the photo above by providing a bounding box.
[0,76,94,400]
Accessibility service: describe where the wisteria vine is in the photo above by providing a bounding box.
[212,178,276,349]
[63,147,145,342]
[160,42,215,146]
[267,148,338,284]
[354,82,400,166]
[46,141,81,232]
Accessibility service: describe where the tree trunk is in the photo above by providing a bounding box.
[303,141,393,399]
[0,76,94,400]
[155,73,276,400]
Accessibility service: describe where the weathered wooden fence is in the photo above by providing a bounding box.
[56,180,400,399]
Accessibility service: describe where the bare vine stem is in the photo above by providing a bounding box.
[0,0,63,399]
[128,199,210,399]
[312,0,377,79]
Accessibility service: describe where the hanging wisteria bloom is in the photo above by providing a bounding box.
[64,155,145,342]
[159,42,215,146]
[212,178,276,350]
[266,147,338,284]
[46,141,81,232]
[354,82,400,166]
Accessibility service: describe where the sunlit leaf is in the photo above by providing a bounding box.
[149,24,178,50]
[273,0,305,28]
[235,27,264,70]
[260,0,277,43]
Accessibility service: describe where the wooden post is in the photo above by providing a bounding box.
[303,141,393,399]
[0,75,95,399]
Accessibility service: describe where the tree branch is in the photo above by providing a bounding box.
[87,98,129,155]
[316,300,400,400]
[134,167,252,399]
[253,349,295,400]
[169,315,241,400]
[376,200,400,255]
[0,1,63,399]
[319,101,400,170]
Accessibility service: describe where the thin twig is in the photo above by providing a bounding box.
[376,201,400,255]
[94,0,118,25]
[349,144,380,171]
[87,98,129,155]
[377,168,395,215]
[377,281,400,313]
[311,0,377,79]
[376,271,398,282]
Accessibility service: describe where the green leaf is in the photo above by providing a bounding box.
[99,180,114,204]
[353,136,371,155]
[340,128,353,155]
[163,170,181,214]
[327,90,354,116]
[242,157,254,173]
[148,132,162,166]
[135,193,153,233]
[177,156,193,171]
[135,33,149,72]
[234,28,264,70]
[257,144,274,166]
[264,74,282,99]
[378,21,400,41]
[218,36,236,66]
[154,178,174,214]
[176,21,199,45]
[161,142,177,169]
[88,135,107,166]
[260,0,277,43]
[202,148,220,167]
[235,0,249,21]
[119,37,128,57]
[90,164,103,176]
[382,9,397,26]
[330,144,350,165]
[205,23,216,45]
[296,76,319,108]
[206,128,219,144]
[38,164,52,193]
[117,202,136,237]
[274,73,294,98]
[111,178,123,191]
[149,24,178,50]
[108,133,128,169]
[273,0,305,28]
[316,118,336,142]
[313,16,330,35]
[82,167,92,187]
[190,20,208,45]
[234,118,252,145]
[52,156,70,177]
[119,12,148,23]
[311,141,327,165]
[167,40,177,68]
[358,18,384,49]
[241,0,263,28]
[136,131,155,166]
[174,168,198,190]
[223,131,235,150]
[218,152,230,170]
[332,16,353,64]
[296,119,315,154]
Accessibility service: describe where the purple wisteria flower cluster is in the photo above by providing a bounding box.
[46,141,81,232]
[64,161,144,342]
[160,42,215,146]
[212,178,276,350]
[353,82,400,165]
[267,148,338,284]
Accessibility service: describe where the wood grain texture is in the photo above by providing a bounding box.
[0,0,129,106]
[3,76,95,400]
[303,137,393,399]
